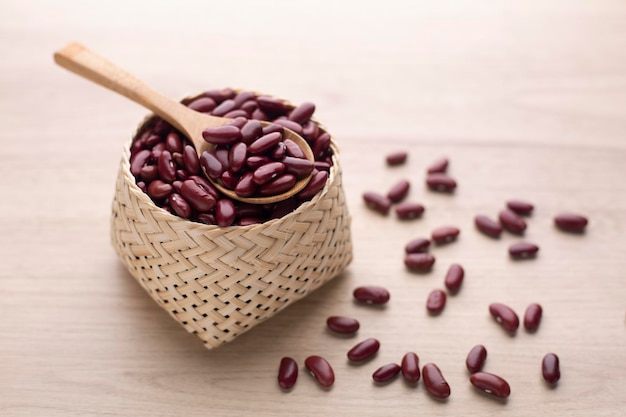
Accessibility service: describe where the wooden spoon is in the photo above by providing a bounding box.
[53,42,314,205]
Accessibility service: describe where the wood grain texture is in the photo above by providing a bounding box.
[1,1,625,416]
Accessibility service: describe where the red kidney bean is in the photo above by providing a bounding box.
[362,192,392,215]
[189,175,219,200]
[251,108,269,121]
[444,263,464,293]
[432,226,460,244]
[199,151,224,180]
[313,161,331,172]
[214,148,230,171]
[182,145,200,175]
[509,242,539,259]
[235,172,257,197]
[302,121,319,141]
[258,174,296,196]
[304,355,334,387]
[171,151,184,167]
[165,132,183,153]
[140,164,159,182]
[187,96,217,113]
[220,171,239,189]
[215,199,236,227]
[233,91,256,107]
[313,132,331,159]
[542,353,561,384]
[422,363,451,399]
[470,371,511,399]
[277,357,298,390]
[240,100,258,114]
[147,180,173,200]
[257,96,287,115]
[489,303,520,333]
[373,363,401,383]
[168,193,191,219]
[288,102,316,124]
[271,142,286,160]
[427,157,449,174]
[211,98,236,117]
[253,162,286,185]
[284,139,306,159]
[172,180,182,194]
[353,286,390,305]
[146,133,162,148]
[297,170,328,200]
[554,213,588,233]
[474,215,503,238]
[401,352,420,383]
[499,209,527,234]
[202,88,235,102]
[240,119,263,144]
[157,150,177,183]
[246,155,272,170]
[404,238,430,254]
[248,132,282,155]
[262,124,284,136]
[136,181,147,193]
[228,142,247,173]
[283,156,314,177]
[201,125,241,145]
[223,109,248,119]
[395,202,425,220]
[326,316,360,334]
[426,173,456,192]
[507,199,534,215]
[426,289,447,314]
[524,303,543,332]
[404,253,436,272]
[130,149,151,177]
[386,179,410,203]
[227,117,249,129]
[180,179,217,212]
[197,213,216,225]
[273,119,304,136]
[466,345,487,373]
[175,169,188,181]
[385,151,408,166]
[347,338,380,362]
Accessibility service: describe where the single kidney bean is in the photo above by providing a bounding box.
[373,363,401,383]
[509,242,539,259]
[183,145,200,174]
[542,353,561,384]
[288,102,315,124]
[199,151,224,180]
[227,116,249,129]
[401,352,420,383]
[240,100,258,115]
[235,172,257,197]
[216,199,236,227]
[220,170,239,189]
[187,96,216,113]
[189,175,219,200]
[347,338,380,362]
[474,215,503,238]
[395,202,425,220]
[211,98,236,117]
[426,289,447,314]
[489,303,520,333]
[284,139,306,159]
[228,142,247,173]
[444,264,464,293]
[262,123,284,136]
[404,253,436,272]
[283,156,314,177]
[196,212,216,225]
[326,316,360,334]
[201,125,241,145]
[313,132,331,159]
[386,179,410,203]
[466,345,487,373]
[499,209,527,234]
[554,213,588,233]
[147,180,173,200]
[363,192,392,215]
[157,150,177,183]
[251,108,269,121]
[140,164,159,182]
[168,193,191,219]
[180,179,217,212]
[246,155,272,170]
[241,119,263,144]
[172,180,182,194]
[214,148,230,171]
[258,174,296,196]
[223,109,248,119]
[248,132,283,155]
[165,132,183,153]
[277,357,298,390]
[523,303,543,332]
[271,142,286,160]
[422,363,451,399]
[386,151,407,166]
[507,199,534,215]
[297,170,328,200]
[253,162,286,185]
[470,371,511,399]
[426,173,456,192]
[257,96,287,115]
[427,157,449,174]
[353,286,390,305]
[233,90,256,107]
[305,355,334,387]
[274,119,304,136]
[404,238,430,254]
[432,226,460,244]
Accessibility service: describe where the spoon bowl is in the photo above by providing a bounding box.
[54,42,314,204]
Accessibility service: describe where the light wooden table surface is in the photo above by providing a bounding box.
[1,1,625,416]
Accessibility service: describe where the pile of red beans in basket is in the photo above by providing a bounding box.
[130,88,332,226]
[277,151,588,400]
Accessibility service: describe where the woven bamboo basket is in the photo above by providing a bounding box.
[110,100,353,350]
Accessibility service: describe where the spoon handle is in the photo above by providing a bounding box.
[53,42,197,138]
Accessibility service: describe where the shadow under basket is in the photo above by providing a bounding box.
[110,125,353,349]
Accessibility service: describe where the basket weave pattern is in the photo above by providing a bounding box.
[111,141,352,349]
